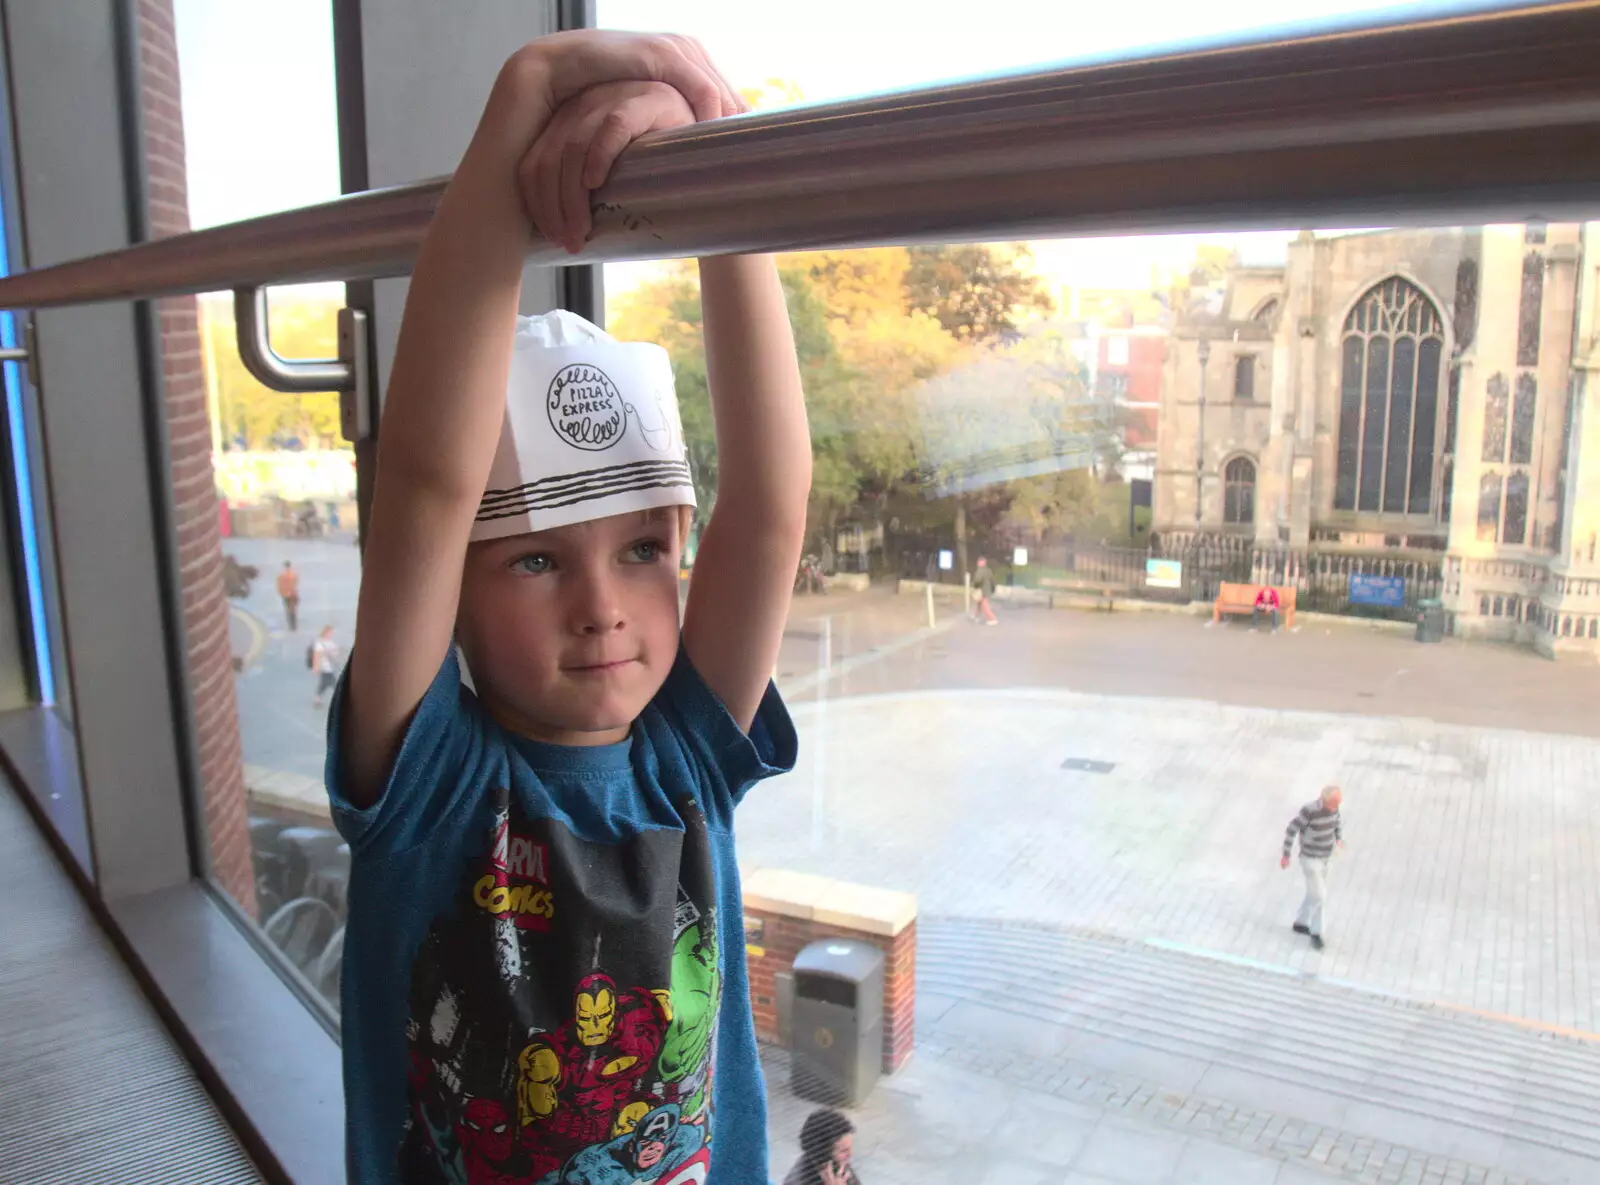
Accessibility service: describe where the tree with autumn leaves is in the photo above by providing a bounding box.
[199,291,346,452]
[208,240,1119,567]
[609,242,1084,554]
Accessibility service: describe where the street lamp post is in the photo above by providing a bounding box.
[1195,338,1210,539]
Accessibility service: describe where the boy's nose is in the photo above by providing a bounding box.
[569,570,625,634]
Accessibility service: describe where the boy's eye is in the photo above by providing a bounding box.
[510,553,553,575]
[627,540,663,563]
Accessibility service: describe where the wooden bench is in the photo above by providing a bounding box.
[1040,576,1129,611]
[1214,582,1296,628]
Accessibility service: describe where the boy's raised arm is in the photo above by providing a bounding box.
[682,256,813,732]
[344,34,737,806]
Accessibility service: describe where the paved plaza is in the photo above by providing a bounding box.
[222,550,1600,1182]
[745,677,1600,1033]
[750,589,1600,1183]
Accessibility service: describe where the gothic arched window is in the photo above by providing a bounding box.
[1334,278,1446,515]
[1224,456,1256,525]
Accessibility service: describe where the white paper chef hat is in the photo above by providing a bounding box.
[471,309,694,542]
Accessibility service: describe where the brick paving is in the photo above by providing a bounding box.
[750,616,1600,1032]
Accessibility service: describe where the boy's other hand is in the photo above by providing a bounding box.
[520,80,699,254]
[514,30,739,123]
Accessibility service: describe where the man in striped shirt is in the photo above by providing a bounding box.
[1280,785,1344,950]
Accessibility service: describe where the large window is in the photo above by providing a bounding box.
[574,11,1600,1185]
[1334,277,1445,515]
[12,3,1577,1182]
[174,0,349,1007]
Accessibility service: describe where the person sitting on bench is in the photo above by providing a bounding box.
[1253,585,1281,631]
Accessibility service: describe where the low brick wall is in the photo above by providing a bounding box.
[742,868,916,1074]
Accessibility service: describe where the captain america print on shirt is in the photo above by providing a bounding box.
[398,784,722,1185]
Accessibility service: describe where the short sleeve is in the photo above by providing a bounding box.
[648,647,797,818]
[325,648,495,856]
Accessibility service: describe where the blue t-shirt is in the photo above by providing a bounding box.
[326,646,797,1185]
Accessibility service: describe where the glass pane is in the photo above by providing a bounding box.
[0,135,70,723]
[1359,336,1388,511]
[1510,372,1537,465]
[173,0,339,229]
[1477,471,1501,543]
[602,215,1600,1180]
[1503,471,1530,545]
[1336,335,1362,510]
[1384,334,1415,512]
[292,11,1600,1185]
[1409,336,1441,513]
[173,0,346,1009]
[202,285,355,1007]
[1518,250,1544,367]
[1482,372,1508,463]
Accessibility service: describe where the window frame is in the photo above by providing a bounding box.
[0,3,1590,1182]
[1233,353,1257,401]
[1332,275,1449,521]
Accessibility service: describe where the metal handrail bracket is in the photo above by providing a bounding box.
[233,288,371,443]
[233,288,348,393]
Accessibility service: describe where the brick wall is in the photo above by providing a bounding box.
[743,879,917,1074]
[136,0,257,915]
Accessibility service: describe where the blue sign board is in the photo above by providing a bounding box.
[1349,573,1405,607]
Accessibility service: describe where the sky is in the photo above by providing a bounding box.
[171,0,1506,290]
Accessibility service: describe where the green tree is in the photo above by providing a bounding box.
[609,254,968,546]
[904,243,1055,343]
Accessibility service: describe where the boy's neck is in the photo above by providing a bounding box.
[480,693,632,748]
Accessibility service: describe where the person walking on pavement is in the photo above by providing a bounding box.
[1282,784,1344,950]
[971,555,998,625]
[311,624,341,710]
[276,560,301,632]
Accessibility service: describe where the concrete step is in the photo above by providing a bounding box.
[919,917,1600,1164]
[920,923,1600,1094]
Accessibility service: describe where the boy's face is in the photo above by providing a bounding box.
[457,506,687,746]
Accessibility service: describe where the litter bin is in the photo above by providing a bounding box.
[790,938,884,1106]
[1416,598,1446,643]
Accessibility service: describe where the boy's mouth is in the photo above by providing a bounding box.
[564,657,638,675]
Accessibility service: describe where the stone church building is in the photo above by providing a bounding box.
[1152,224,1600,657]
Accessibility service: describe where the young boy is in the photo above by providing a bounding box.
[327,31,811,1185]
